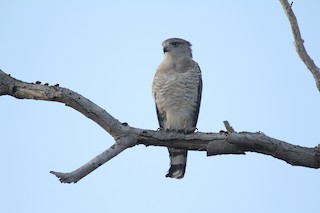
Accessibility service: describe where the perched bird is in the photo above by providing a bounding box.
[152,38,202,179]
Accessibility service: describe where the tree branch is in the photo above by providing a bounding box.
[0,70,125,137]
[279,0,320,91]
[1,70,320,183]
[51,135,137,183]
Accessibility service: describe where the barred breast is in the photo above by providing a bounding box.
[153,62,201,131]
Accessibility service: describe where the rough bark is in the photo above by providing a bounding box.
[279,0,320,91]
[1,70,320,183]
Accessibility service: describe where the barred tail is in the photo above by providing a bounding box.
[166,148,188,179]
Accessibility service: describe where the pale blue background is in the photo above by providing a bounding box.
[1,1,320,212]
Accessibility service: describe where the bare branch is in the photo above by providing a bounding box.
[50,136,137,183]
[279,0,320,91]
[0,69,124,138]
[1,70,320,183]
[138,130,320,168]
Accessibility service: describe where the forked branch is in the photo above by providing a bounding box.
[1,70,320,183]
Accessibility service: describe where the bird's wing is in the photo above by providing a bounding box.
[191,63,202,128]
[155,103,166,129]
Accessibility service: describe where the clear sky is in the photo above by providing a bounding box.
[1,1,320,212]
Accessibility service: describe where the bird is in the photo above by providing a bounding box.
[152,38,202,179]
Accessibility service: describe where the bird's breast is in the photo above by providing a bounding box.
[153,69,200,130]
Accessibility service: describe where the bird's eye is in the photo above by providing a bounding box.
[172,42,178,47]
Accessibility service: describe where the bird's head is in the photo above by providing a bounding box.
[162,38,192,58]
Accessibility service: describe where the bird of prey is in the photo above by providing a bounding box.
[152,38,202,179]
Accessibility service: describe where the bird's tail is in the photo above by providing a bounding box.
[166,148,188,179]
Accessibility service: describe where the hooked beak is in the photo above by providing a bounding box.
[163,47,168,53]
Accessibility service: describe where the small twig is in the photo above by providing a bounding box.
[223,120,235,133]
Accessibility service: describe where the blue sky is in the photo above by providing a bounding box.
[1,1,320,212]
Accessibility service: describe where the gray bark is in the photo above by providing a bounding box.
[1,70,319,183]
[279,0,320,91]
